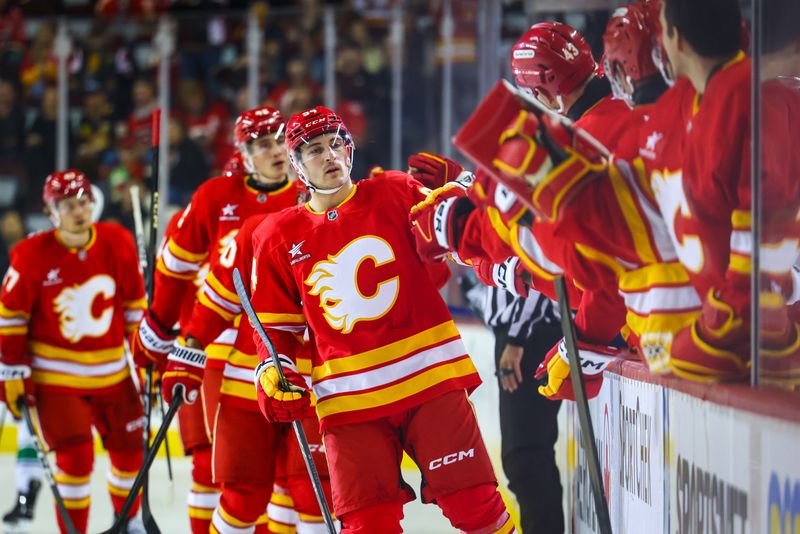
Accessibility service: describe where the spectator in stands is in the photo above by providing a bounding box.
[75,80,116,180]
[167,115,209,205]
[0,79,24,163]
[175,78,232,174]
[266,56,322,112]
[20,23,56,105]
[25,85,62,210]
[0,0,25,78]
[125,77,158,157]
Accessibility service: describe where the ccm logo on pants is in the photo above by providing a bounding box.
[429,449,474,470]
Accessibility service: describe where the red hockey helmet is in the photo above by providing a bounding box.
[603,2,661,105]
[222,152,245,177]
[285,106,355,191]
[511,22,597,103]
[234,105,285,146]
[43,169,94,207]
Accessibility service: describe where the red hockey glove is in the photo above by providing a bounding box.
[0,360,34,420]
[409,176,476,263]
[407,152,465,190]
[162,339,206,405]
[254,355,312,423]
[535,338,619,401]
[472,256,529,298]
[130,312,176,372]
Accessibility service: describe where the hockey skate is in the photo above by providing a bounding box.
[1,480,41,533]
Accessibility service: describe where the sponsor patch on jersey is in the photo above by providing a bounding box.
[219,203,240,221]
[43,268,63,287]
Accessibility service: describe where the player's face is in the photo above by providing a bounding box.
[56,195,93,233]
[298,133,352,189]
[248,134,288,183]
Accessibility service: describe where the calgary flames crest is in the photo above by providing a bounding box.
[305,236,399,334]
[54,274,116,342]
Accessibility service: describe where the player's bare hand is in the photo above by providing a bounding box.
[498,344,524,392]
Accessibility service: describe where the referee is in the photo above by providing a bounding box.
[464,279,565,533]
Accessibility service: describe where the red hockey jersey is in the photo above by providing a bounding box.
[154,174,306,368]
[250,172,481,430]
[0,223,146,393]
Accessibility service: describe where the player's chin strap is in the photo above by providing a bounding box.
[300,176,347,195]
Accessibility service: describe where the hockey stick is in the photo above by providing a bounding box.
[18,400,79,534]
[553,276,612,534]
[156,383,173,483]
[130,185,173,490]
[232,268,337,534]
[141,109,163,534]
[98,386,185,534]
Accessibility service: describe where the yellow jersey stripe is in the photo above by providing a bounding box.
[33,367,129,389]
[206,272,240,304]
[609,164,657,264]
[28,342,125,364]
[315,357,476,419]
[312,321,459,381]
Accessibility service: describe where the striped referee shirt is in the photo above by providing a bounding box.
[481,286,559,344]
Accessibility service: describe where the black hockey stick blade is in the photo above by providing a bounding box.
[19,400,79,534]
[554,276,612,534]
[232,268,337,534]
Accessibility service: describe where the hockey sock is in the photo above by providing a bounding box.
[211,483,272,534]
[15,419,43,493]
[107,448,143,519]
[287,474,337,534]
[266,483,297,533]
[188,446,219,534]
[339,501,404,534]
[54,441,94,534]
[436,483,516,533]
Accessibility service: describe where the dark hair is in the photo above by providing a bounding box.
[763,0,800,54]
[663,0,742,58]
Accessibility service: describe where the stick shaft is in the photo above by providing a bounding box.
[232,268,336,533]
[20,402,79,534]
[554,277,612,534]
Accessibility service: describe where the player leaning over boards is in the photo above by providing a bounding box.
[248,106,516,534]
[0,170,147,534]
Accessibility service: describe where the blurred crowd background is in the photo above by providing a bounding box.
[0,0,619,276]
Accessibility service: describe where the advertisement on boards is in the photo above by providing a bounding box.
[668,391,750,534]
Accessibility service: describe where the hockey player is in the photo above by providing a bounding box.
[131,105,306,533]
[602,0,668,110]
[657,0,800,380]
[249,106,515,533]
[511,21,630,146]
[0,170,147,533]
[162,212,333,534]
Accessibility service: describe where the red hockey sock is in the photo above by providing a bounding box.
[339,502,404,534]
[211,483,272,533]
[436,483,516,533]
[107,448,143,519]
[188,446,219,534]
[54,441,94,534]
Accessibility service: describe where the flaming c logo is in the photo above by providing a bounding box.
[305,236,399,334]
[54,275,116,342]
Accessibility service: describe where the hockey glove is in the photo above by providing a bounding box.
[130,312,176,372]
[0,360,34,420]
[254,355,312,423]
[162,339,207,405]
[408,152,464,190]
[472,256,529,298]
[409,178,476,263]
[535,338,619,400]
